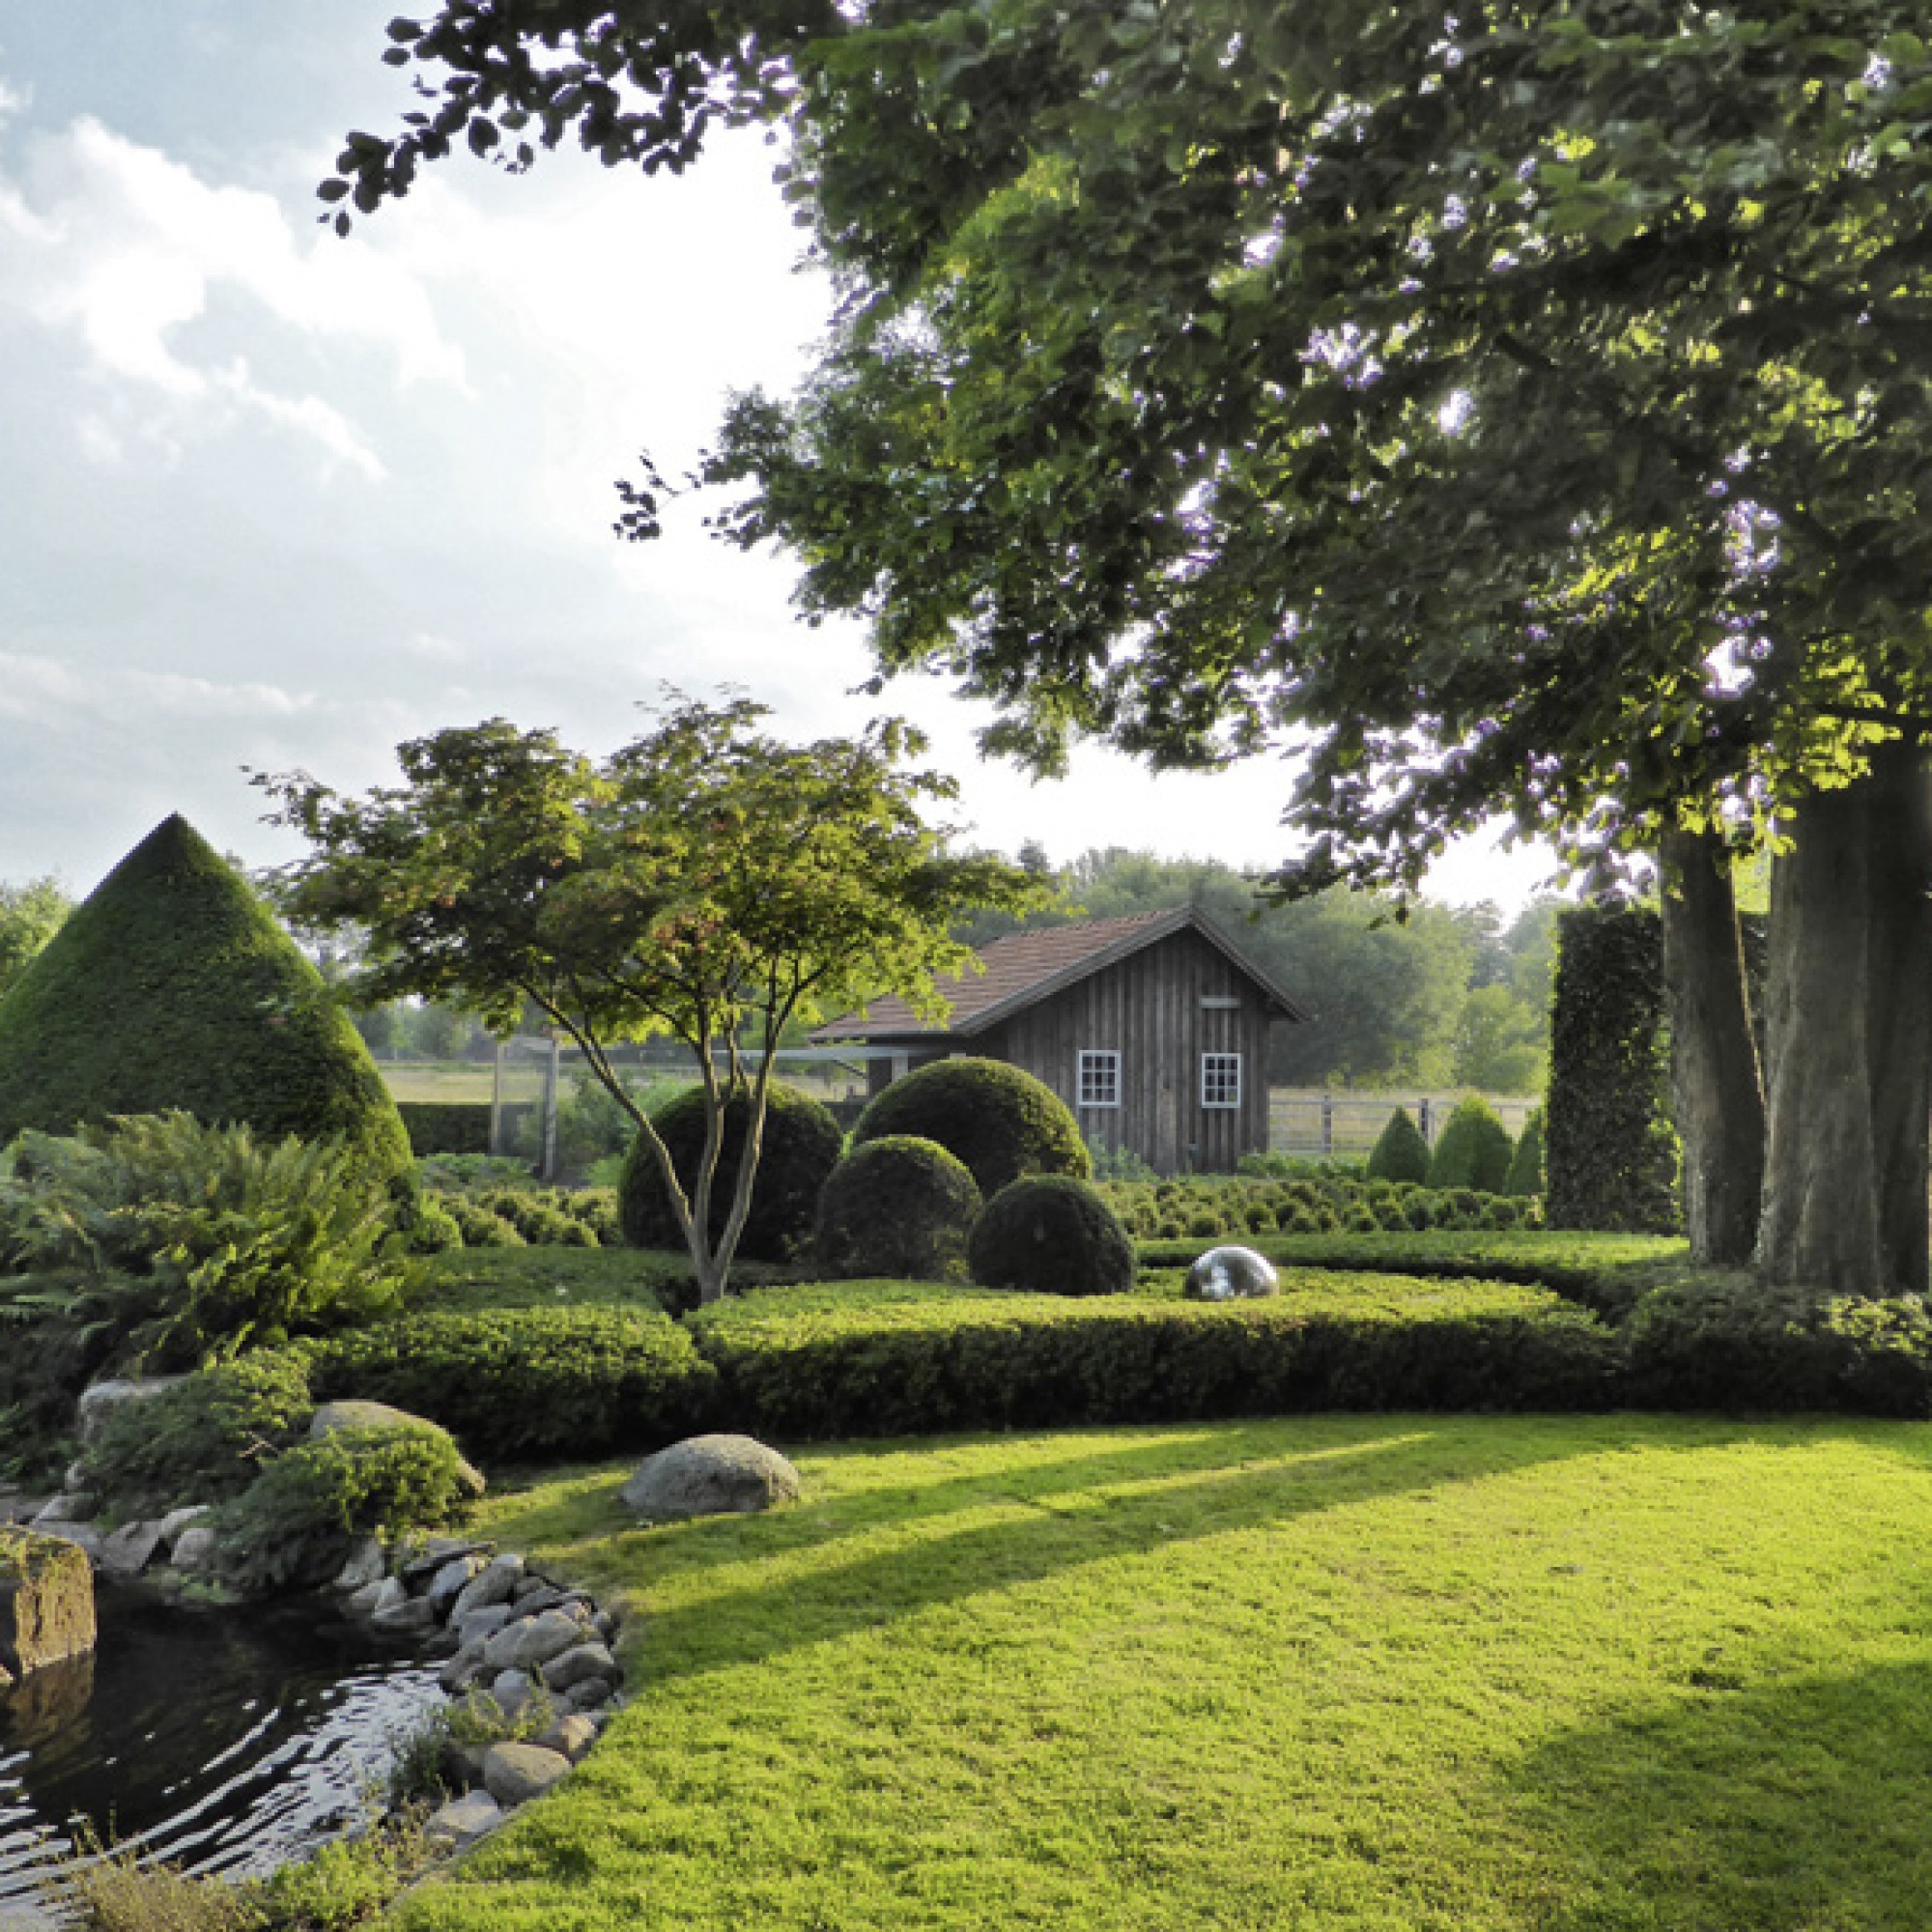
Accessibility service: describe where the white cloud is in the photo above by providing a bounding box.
[0,650,314,726]
[0,114,464,472]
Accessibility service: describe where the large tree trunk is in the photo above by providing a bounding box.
[1757,752,1932,1294]
[1757,781,1884,1292]
[1864,741,1932,1296]
[1659,828,1764,1265]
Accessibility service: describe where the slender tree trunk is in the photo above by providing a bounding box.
[1757,781,1885,1292]
[1865,741,1932,1296]
[1659,828,1764,1265]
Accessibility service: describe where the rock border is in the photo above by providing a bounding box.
[329,1531,626,1855]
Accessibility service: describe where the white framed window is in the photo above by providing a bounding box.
[1201,1052,1242,1110]
[1077,1049,1122,1108]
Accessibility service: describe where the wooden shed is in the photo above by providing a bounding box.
[812,908,1309,1176]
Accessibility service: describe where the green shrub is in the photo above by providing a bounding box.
[568,1187,621,1245]
[969,1176,1135,1296]
[852,1058,1090,1198]
[689,1278,1622,1439]
[214,1421,481,1595]
[1426,1097,1516,1194]
[1622,1274,1932,1416]
[81,1351,316,1515]
[0,1113,413,1371]
[814,1136,981,1282]
[303,1306,718,1461]
[1365,1107,1433,1184]
[397,1102,493,1158]
[0,814,411,1182]
[417,1154,535,1195]
[1506,1109,1546,1197]
[619,1082,843,1263]
[440,1195,526,1248]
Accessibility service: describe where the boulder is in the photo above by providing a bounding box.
[0,1528,96,1675]
[563,1676,612,1712]
[33,1493,97,1526]
[424,1789,503,1850]
[450,1553,523,1622]
[75,1377,185,1444]
[98,1520,167,1580]
[170,1526,218,1573]
[331,1536,385,1593]
[482,1608,589,1677]
[370,1596,440,1636]
[438,1637,492,1695]
[1182,1245,1280,1302]
[490,1672,539,1722]
[453,1603,516,1648]
[534,1714,599,1764]
[541,1641,618,1694]
[620,1435,801,1520]
[482,1741,571,1808]
[398,1535,488,1586]
[158,1506,213,1553]
[427,1553,489,1616]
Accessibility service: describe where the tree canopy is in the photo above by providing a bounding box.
[330,0,1932,888]
[256,696,1044,1299]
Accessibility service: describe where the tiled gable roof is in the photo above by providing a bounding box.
[811,907,1307,1040]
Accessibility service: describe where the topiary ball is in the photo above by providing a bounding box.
[813,1135,981,1282]
[1427,1095,1516,1194]
[968,1175,1135,1296]
[1365,1106,1432,1184]
[620,1082,843,1263]
[852,1057,1089,1199]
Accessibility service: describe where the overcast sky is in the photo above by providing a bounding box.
[0,2,1553,907]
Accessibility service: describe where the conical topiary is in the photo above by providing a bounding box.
[1365,1105,1432,1184]
[1426,1094,1516,1194]
[0,815,410,1179]
[1505,1108,1546,1197]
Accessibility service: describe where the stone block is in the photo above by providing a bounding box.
[0,1528,96,1676]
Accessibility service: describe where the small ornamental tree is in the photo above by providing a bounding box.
[1426,1096,1516,1196]
[255,697,1046,1303]
[1365,1107,1431,1185]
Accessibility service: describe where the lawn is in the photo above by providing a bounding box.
[391,1412,1932,1931]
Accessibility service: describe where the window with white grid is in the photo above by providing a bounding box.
[1201,1052,1242,1110]
[1077,1050,1122,1108]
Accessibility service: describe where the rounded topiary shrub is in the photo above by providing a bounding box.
[620,1081,843,1263]
[814,1135,981,1282]
[0,814,411,1182]
[1365,1105,1432,1184]
[1427,1095,1516,1194]
[852,1057,1089,1199]
[968,1175,1135,1296]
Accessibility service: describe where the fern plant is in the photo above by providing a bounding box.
[0,1112,412,1371]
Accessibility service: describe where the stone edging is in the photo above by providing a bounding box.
[333,1531,626,1852]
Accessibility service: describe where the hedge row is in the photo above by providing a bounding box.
[398,1102,493,1158]
[1097,1175,1541,1240]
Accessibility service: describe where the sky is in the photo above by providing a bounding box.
[0,2,1555,907]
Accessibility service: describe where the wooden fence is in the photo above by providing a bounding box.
[1268,1092,1539,1163]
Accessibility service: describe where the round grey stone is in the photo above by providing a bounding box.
[482,1741,570,1807]
[620,1435,801,1520]
[1183,1245,1279,1302]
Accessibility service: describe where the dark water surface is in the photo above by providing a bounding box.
[0,1586,442,1925]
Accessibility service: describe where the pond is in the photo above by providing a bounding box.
[0,1584,442,1926]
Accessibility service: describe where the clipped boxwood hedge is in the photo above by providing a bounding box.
[852,1057,1089,1198]
[302,1306,719,1461]
[969,1175,1135,1295]
[399,1102,493,1158]
[0,815,411,1181]
[687,1277,1621,1439]
[814,1135,980,1282]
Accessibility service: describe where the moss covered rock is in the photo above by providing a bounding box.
[852,1057,1089,1199]
[0,815,409,1179]
[620,1082,843,1263]
[0,1527,96,1677]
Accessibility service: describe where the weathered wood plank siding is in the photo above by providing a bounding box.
[987,927,1273,1174]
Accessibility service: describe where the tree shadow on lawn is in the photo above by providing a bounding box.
[489,1413,1618,1689]
[1498,1654,1932,1932]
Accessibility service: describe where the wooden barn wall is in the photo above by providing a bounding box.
[983,930,1275,1175]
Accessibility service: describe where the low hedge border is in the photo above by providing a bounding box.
[684,1276,1621,1437]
